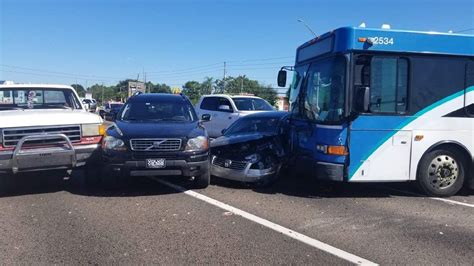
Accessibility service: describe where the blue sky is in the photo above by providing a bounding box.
[1,0,473,88]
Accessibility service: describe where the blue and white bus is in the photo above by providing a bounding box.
[278,26,474,197]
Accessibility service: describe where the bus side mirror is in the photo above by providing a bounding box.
[355,87,370,112]
[277,70,287,87]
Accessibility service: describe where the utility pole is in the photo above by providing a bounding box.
[101,82,104,103]
[144,71,147,93]
[222,61,227,94]
[240,76,243,94]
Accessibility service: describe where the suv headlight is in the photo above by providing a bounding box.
[185,136,209,151]
[102,136,126,151]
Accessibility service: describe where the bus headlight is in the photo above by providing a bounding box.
[185,136,209,151]
[102,136,126,151]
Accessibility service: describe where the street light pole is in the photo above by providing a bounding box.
[297,18,317,37]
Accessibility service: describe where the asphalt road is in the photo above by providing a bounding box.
[0,171,472,265]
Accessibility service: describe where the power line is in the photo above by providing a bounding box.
[227,61,293,67]
[146,56,293,74]
[226,56,293,63]
[453,28,474,33]
[0,64,127,80]
[0,69,115,83]
[147,62,222,74]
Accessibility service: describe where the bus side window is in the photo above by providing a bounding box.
[369,57,409,114]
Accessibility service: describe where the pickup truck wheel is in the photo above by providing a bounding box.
[417,148,465,197]
[193,170,210,189]
[0,174,9,195]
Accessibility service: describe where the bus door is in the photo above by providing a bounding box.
[349,56,412,181]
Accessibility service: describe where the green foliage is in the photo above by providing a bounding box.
[181,77,214,104]
[216,76,278,106]
[71,84,86,97]
[84,76,277,106]
[151,83,171,93]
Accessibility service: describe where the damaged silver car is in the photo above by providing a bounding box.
[210,111,289,187]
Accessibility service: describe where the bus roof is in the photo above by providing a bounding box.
[296,27,474,61]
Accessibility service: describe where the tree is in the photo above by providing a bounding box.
[151,83,171,93]
[88,84,117,104]
[216,76,278,106]
[71,84,86,97]
[182,81,202,103]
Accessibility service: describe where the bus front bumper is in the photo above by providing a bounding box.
[315,161,344,182]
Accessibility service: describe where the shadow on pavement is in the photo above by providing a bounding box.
[0,170,183,198]
[212,172,474,199]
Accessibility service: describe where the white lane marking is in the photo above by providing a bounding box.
[380,186,474,208]
[152,178,377,266]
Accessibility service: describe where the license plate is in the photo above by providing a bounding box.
[146,158,166,168]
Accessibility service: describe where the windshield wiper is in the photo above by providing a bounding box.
[154,118,188,121]
[0,106,25,110]
[42,104,73,110]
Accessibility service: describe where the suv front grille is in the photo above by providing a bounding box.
[2,125,81,147]
[212,156,248,171]
[130,139,182,151]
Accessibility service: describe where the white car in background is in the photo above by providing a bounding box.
[195,94,274,138]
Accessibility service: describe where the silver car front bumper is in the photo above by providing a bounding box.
[0,134,99,174]
[210,156,278,183]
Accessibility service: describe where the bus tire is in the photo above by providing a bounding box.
[417,148,465,197]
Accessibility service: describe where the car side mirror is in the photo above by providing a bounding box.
[104,112,116,122]
[201,114,211,122]
[277,70,287,87]
[218,105,232,112]
[355,86,370,113]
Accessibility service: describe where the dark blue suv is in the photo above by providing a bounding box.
[101,93,211,188]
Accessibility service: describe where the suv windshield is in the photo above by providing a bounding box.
[224,116,281,136]
[302,55,346,123]
[0,88,81,110]
[232,97,273,111]
[119,100,197,122]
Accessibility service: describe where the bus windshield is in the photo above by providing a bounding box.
[302,55,346,123]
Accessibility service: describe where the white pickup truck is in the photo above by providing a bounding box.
[195,94,274,138]
[0,84,104,189]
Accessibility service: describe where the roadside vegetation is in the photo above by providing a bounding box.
[71,75,277,106]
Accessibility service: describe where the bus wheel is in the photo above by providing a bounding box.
[417,148,465,197]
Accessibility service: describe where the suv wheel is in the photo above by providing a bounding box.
[417,147,465,197]
[193,170,210,189]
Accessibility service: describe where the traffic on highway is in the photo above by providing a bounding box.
[1,1,473,265]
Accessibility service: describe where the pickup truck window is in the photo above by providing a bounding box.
[0,88,81,110]
[200,97,233,112]
[232,97,273,111]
